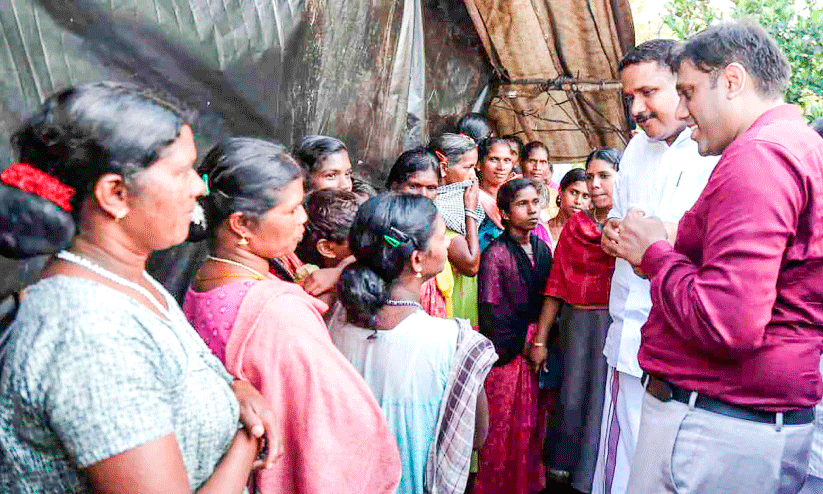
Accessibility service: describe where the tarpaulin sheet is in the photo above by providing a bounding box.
[280,0,489,181]
[464,0,635,160]
[0,0,489,175]
[0,0,490,304]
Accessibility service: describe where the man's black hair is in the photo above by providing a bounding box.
[673,20,790,98]
[618,39,679,73]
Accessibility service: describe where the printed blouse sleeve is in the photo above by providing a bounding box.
[44,321,175,468]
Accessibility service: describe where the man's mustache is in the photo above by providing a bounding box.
[634,112,657,123]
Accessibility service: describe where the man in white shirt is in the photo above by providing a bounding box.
[590,39,717,494]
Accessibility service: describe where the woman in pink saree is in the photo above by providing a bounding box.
[183,137,401,494]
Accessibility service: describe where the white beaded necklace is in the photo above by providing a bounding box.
[56,250,172,320]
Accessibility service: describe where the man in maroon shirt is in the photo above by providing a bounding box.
[605,20,823,493]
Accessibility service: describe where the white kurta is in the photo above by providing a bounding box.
[604,127,718,377]
[593,128,717,494]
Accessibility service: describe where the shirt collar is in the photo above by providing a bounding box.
[746,104,803,133]
[670,126,694,148]
[638,125,693,149]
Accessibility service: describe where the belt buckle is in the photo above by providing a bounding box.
[647,375,674,402]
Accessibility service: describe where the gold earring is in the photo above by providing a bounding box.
[237,236,249,247]
[415,270,422,278]
[114,211,127,222]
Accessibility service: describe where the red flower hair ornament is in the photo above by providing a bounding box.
[0,163,76,212]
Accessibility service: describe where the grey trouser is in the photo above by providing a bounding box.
[627,390,813,494]
[800,357,823,492]
[798,475,823,493]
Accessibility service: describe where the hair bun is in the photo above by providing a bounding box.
[339,262,389,328]
[0,186,74,258]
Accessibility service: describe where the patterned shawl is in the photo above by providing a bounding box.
[434,180,486,236]
[425,318,497,494]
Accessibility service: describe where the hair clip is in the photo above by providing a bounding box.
[384,226,416,249]
[201,173,210,196]
[383,234,401,248]
[1,162,75,212]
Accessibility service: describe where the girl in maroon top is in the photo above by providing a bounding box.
[531,148,619,492]
[474,179,553,494]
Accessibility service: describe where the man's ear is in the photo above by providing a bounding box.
[316,238,338,260]
[723,62,748,99]
[93,173,130,220]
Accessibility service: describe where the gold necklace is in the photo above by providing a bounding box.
[205,256,266,280]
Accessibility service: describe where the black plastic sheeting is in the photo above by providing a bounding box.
[0,0,491,311]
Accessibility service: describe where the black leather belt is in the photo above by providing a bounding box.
[642,373,814,425]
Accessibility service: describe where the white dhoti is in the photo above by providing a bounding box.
[591,367,644,494]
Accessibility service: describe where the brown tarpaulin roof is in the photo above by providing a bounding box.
[464,0,635,160]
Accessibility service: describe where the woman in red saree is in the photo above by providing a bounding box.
[531,148,621,493]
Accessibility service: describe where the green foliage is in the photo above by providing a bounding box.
[662,0,722,39]
[662,0,823,120]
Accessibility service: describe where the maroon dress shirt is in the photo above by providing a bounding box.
[639,105,823,412]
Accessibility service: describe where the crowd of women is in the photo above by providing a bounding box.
[0,81,622,494]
